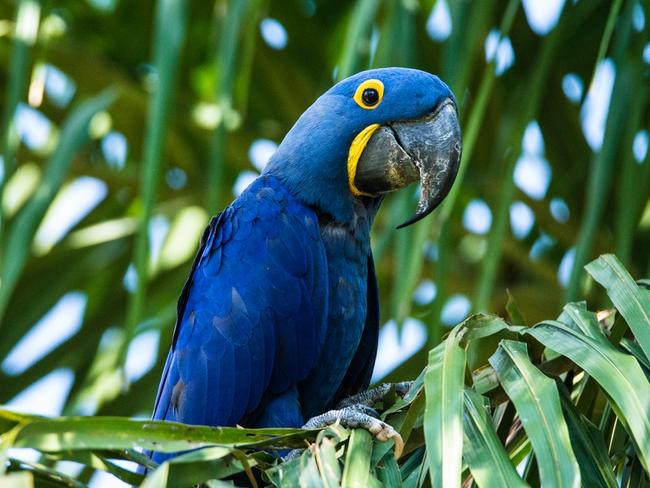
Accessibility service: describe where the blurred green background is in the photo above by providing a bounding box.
[0,0,648,430]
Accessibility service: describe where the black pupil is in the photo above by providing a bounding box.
[362,88,379,106]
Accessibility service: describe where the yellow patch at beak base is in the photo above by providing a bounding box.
[348,123,380,197]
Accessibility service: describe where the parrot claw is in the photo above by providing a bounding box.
[303,406,404,459]
[284,383,413,461]
[336,381,415,409]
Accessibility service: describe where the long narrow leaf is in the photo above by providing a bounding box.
[565,6,637,300]
[489,340,580,487]
[424,327,466,487]
[7,459,84,487]
[524,319,650,471]
[592,0,624,75]
[586,254,650,361]
[337,0,380,80]
[1,412,315,453]
[141,447,251,488]
[44,450,144,485]
[0,0,41,250]
[341,429,372,488]
[0,88,117,324]
[376,453,402,488]
[206,0,253,212]
[124,0,187,359]
[474,13,564,311]
[558,302,607,342]
[316,437,343,488]
[462,390,528,488]
[558,387,617,488]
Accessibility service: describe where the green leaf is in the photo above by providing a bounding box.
[267,455,301,488]
[524,319,650,472]
[341,429,373,488]
[0,88,117,322]
[298,453,326,488]
[337,0,380,79]
[0,0,42,254]
[424,327,466,487]
[206,0,259,212]
[398,446,424,484]
[124,0,188,362]
[274,425,349,488]
[558,387,617,488]
[566,4,638,300]
[461,314,512,342]
[620,338,650,371]
[376,452,402,488]
[505,290,527,326]
[141,447,250,488]
[44,450,144,485]
[7,458,85,488]
[315,437,342,488]
[462,390,528,488]
[489,340,580,488]
[1,412,315,453]
[474,8,564,311]
[586,254,650,360]
[557,302,607,342]
[593,0,624,73]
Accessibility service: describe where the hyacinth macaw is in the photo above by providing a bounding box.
[150,67,461,462]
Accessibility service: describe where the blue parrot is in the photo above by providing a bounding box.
[150,67,460,462]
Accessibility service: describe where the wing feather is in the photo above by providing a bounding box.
[152,176,328,430]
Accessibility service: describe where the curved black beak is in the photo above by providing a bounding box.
[353,98,461,228]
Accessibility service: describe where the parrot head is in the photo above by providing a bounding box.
[264,67,461,227]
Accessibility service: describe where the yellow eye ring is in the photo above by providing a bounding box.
[353,79,384,110]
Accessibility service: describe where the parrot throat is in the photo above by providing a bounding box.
[315,195,382,233]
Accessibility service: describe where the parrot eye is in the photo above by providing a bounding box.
[362,89,379,106]
[354,79,384,110]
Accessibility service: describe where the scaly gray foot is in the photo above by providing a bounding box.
[289,404,403,460]
[285,383,413,461]
[336,381,414,409]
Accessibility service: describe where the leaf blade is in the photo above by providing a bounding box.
[341,429,373,488]
[524,319,650,472]
[489,340,580,488]
[0,88,117,322]
[462,390,528,488]
[423,329,466,487]
[1,412,316,453]
[586,254,650,360]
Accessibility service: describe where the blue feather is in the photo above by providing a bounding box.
[152,175,329,433]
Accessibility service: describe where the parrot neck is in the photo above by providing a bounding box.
[263,155,382,226]
[316,195,382,244]
[263,94,369,223]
